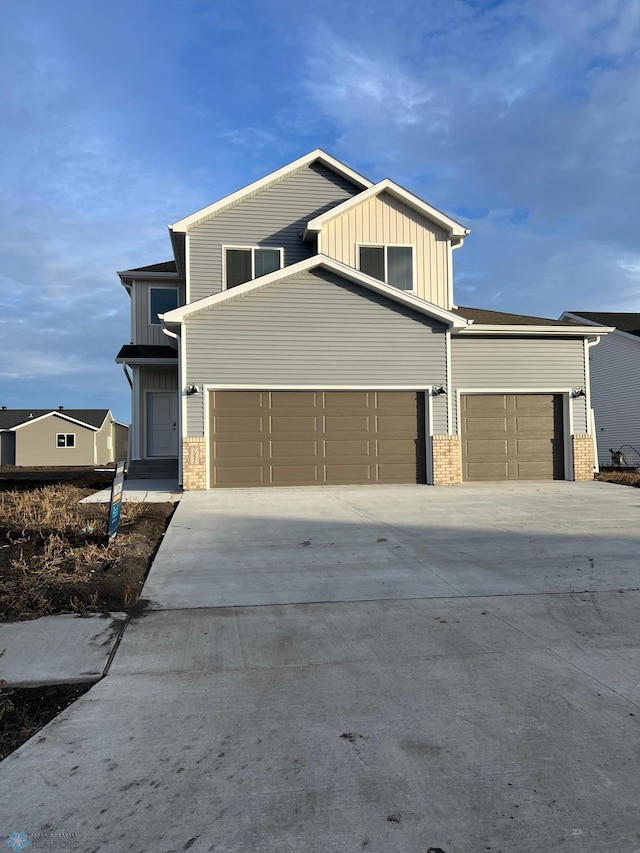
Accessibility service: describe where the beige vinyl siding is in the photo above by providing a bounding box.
[589,331,640,465]
[138,368,179,457]
[94,419,113,465]
[188,163,361,301]
[14,416,96,466]
[113,423,129,464]
[451,337,588,432]
[321,191,451,308]
[184,269,448,437]
[133,280,185,345]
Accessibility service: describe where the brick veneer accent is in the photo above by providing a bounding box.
[572,434,595,481]
[182,437,207,490]
[432,435,462,485]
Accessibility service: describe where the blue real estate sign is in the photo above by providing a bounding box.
[107,461,126,541]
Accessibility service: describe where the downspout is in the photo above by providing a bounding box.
[586,336,601,473]
[162,325,183,486]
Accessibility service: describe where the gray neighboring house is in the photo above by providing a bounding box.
[0,409,128,467]
[561,312,640,467]
[116,149,610,489]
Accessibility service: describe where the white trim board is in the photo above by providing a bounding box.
[11,411,101,432]
[171,150,372,232]
[162,255,469,329]
[306,178,469,242]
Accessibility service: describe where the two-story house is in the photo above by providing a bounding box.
[116,150,609,489]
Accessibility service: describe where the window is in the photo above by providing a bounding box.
[56,433,75,448]
[359,245,413,291]
[225,247,282,289]
[149,288,179,325]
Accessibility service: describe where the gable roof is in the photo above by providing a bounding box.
[562,311,640,338]
[170,150,373,232]
[162,255,470,329]
[305,179,469,244]
[452,306,613,337]
[0,409,110,431]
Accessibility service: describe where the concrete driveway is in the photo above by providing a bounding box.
[1,481,640,852]
[143,481,640,607]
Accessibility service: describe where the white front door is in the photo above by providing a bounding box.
[147,392,178,457]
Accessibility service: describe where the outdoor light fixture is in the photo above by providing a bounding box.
[432,385,446,396]
[571,388,586,398]
[186,385,199,396]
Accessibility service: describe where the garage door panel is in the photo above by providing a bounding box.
[270,440,318,458]
[270,416,318,434]
[324,439,370,457]
[271,465,320,484]
[461,394,564,482]
[210,390,425,487]
[213,466,265,486]
[213,415,263,435]
[324,415,370,434]
[324,391,370,410]
[213,441,264,460]
[270,390,318,409]
[324,464,372,483]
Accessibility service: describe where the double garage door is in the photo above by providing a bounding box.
[460,393,565,481]
[209,390,426,487]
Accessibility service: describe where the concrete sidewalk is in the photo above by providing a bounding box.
[0,613,126,687]
[80,479,182,503]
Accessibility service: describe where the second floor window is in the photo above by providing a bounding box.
[225,247,282,289]
[359,245,414,291]
[149,287,179,325]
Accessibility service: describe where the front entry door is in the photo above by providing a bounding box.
[147,392,178,457]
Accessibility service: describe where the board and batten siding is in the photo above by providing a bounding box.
[589,331,640,465]
[188,164,361,302]
[133,280,185,346]
[451,337,588,433]
[184,269,448,437]
[321,191,452,308]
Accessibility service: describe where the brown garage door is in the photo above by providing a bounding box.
[209,390,425,487]
[460,394,564,481]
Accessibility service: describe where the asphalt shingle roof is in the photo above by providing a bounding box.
[116,345,178,360]
[126,261,177,274]
[0,409,109,430]
[565,312,640,337]
[453,306,572,326]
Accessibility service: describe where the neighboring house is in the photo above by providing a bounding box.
[560,312,640,468]
[0,408,128,467]
[116,149,609,489]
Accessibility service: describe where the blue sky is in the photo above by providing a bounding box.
[1,0,639,422]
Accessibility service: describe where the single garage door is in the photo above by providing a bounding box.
[209,390,425,487]
[460,393,564,481]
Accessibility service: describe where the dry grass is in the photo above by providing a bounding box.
[0,484,146,619]
[596,470,640,488]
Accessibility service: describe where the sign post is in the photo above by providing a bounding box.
[107,461,126,542]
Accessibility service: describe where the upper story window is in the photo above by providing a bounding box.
[149,287,179,325]
[225,247,283,289]
[358,245,414,291]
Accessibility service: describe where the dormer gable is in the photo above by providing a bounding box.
[303,179,469,310]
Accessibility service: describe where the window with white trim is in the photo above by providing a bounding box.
[149,288,179,325]
[225,247,282,289]
[56,433,75,448]
[359,245,413,291]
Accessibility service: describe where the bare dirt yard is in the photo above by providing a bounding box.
[0,471,176,758]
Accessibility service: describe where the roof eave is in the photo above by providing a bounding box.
[453,324,614,337]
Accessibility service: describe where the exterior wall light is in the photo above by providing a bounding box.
[571,388,586,398]
[186,385,199,396]
[432,385,446,396]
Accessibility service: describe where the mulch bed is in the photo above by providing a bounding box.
[596,470,640,488]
